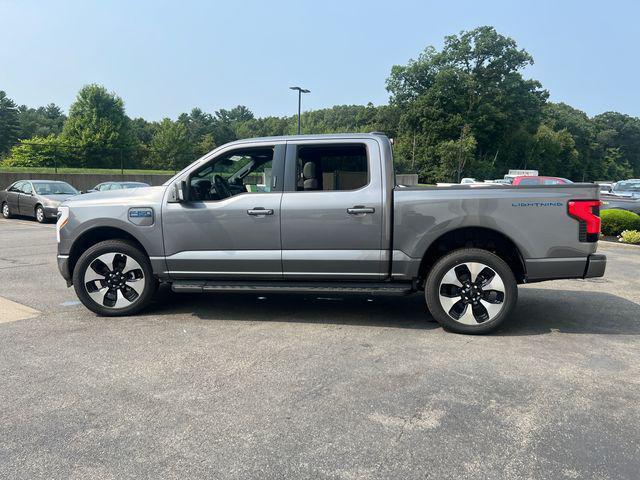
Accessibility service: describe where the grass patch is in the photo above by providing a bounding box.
[0,166,175,175]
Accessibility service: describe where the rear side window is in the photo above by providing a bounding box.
[295,144,368,191]
[9,182,24,192]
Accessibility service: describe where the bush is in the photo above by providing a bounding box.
[600,209,640,236]
[619,230,640,245]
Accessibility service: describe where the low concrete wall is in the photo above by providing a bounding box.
[0,172,173,192]
[396,174,419,186]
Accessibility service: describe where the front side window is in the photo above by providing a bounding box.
[22,182,33,194]
[295,144,368,191]
[189,147,274,201]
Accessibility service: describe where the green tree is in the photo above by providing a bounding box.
[62,84,134,168]
[148,118,191,170]
[386,26,548,181]
[2,135,77,168]
[0,91,20,156]
[527,124,579,177]
[593,112,640,176]
[434,125,478,182]
[17,103,66,140]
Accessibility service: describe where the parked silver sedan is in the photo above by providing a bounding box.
[0,180,79,223]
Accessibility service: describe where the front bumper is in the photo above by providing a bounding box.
[57,255,72,286]
[43,205,60,219]
[524,253,606,282]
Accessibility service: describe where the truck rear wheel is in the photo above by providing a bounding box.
[73,239,158,316]
[425,248,517,334]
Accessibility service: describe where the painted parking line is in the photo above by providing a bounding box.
[0,297,41,323]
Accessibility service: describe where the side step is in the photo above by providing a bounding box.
[171,280,415,295]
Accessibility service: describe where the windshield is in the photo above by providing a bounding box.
[613,181,640,193]
[34,182,78,195]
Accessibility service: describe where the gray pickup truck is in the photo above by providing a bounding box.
[56,133,606,334]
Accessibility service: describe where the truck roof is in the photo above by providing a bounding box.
[225,132,390,146]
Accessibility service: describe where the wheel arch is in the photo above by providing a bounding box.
[68,226,149,279]
[417,226,526,284]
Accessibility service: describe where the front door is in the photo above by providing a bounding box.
[162,142,285,279]
[280,138,385,280]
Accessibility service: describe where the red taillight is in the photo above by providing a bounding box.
[568,200,601,242]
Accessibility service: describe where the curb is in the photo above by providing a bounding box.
[599,238,640,250]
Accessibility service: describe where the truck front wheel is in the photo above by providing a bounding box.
[425,248,517,334]
[72,239,158,316]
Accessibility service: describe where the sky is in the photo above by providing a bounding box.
[1,0,639,121]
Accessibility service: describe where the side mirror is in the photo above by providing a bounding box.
[176,179,190,202]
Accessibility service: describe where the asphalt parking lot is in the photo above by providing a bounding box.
[0,217,639,480]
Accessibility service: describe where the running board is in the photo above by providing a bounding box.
[171,280,414,295]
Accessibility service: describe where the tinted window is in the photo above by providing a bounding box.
[109,184,123,190]
[295,144,368,191]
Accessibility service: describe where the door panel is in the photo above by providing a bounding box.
[161,143,285,279]
[19,183,36,216]
[163,193,282,278]
[280,139,385,280]
[6,182,22,212]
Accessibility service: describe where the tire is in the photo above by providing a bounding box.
[72,239,158,316]
[35,205,46,223]
[1,202,11,219]
[425,248,517,334]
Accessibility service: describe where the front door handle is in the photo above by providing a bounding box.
[247,208,274,216]
[347,206,375,215]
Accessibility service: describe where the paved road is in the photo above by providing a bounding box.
[0,217,639,480]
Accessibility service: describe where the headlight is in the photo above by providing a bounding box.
[56,206,70,243]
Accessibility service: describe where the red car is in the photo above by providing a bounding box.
[512,176,573,185]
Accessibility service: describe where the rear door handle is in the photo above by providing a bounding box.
[347,206,375,215]
[247,208,274,216]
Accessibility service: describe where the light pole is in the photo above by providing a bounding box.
[290,86,310,134]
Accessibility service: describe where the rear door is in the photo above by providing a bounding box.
[280,138,385,280]
[18,181,37,216]
[5,182,23,213]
